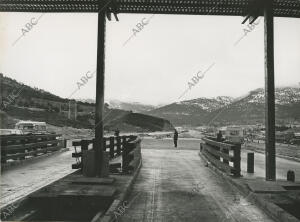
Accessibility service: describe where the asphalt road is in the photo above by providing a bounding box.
[118,138,274,222]
[241,149,300,182]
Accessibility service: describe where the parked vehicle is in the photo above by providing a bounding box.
[219,126,244,144]
[15,121,47,134]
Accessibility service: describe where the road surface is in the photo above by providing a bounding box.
[1,136,299,220]
[241,149,300,182]
[142,137,300,182]
[118,138,274,222]
[0,150,75,208]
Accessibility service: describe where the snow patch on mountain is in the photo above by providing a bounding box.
[177,96,234,111]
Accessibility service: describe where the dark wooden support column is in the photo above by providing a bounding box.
[264,0,276,181]
[94,11,106,177]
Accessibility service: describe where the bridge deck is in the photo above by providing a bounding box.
[0,0,300,18]
[121,147,274,221]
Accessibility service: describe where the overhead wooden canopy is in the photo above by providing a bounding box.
[0,0,300,18]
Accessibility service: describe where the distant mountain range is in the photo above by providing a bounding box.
[0,74,174,132]
[76,99,158,113]
[1,73,299,128]
[107,100,157,113]
[146,88,300,126]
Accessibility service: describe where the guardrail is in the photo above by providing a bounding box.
[0,134,65,163]
[122,136,141,172]
[72,135,141,172]
[200,137,241,177]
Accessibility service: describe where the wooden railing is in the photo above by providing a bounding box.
[0,134,65,163]
[200,137,241,177]
[72,135,141,172]
[122,136,141,172]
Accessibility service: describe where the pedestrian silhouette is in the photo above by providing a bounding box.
[217,130,223,142]
[114,128,120,137]
[174,129,178,148]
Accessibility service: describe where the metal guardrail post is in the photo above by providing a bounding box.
[247,152,254,173]
[233,144,241,177]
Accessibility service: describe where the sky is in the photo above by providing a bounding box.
[0,13,300,106]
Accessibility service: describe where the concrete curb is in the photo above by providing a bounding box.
[99,157,143,222]
[1,148,70,172]
[198,151,300,222]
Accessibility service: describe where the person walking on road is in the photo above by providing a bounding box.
[174,129,178,148]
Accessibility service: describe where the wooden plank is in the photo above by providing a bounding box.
[2,146,60,160]
[1,140,58,152]
[72,152,82,158]
[202,149,234,174]
[72,140,82,146]
[202,137,235,150]
[0,134,61,141]
[202,144,233,162]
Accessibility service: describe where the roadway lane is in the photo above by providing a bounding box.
[0,150,75,208]
[241,149,300,182]
[118,138,274,222]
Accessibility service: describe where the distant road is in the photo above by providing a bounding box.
[241,149,300,182]
[245,140,300,159]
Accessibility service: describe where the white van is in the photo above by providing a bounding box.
[15,121,47,134]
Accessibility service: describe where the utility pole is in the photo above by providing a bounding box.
[264,0,276,181]
[94,11,106,177]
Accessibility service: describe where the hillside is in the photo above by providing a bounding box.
[105,112,174,132]
[146,96,234,125]
[0,74,174,132]
[147,88,300,126]
[206,87,300,126]
[107,100,156,113]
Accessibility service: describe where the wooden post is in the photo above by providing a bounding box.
[109,136,115,159]
[223,148,229,165]
[94,11,106,177]
[264,0,276,181]
[116,136,121,155]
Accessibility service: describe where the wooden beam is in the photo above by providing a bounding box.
[94,11,106,177]
[264,0,276,181]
